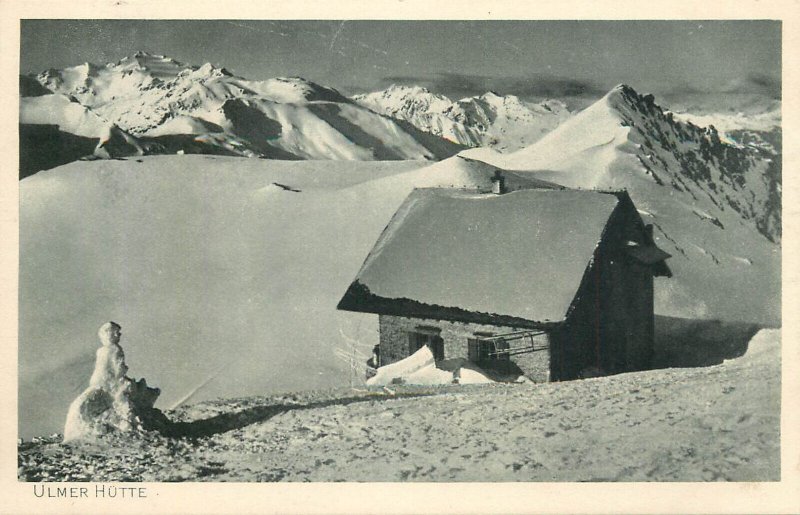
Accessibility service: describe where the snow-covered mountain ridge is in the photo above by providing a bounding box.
[352,84,571,151]
[615,85,780,243]
[463,84,780,323]
[34,52,353,135]
[479,84,780,244]
[20,52,464,175]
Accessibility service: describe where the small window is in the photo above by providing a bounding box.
[468,337,509,363]
[408,328,444,361]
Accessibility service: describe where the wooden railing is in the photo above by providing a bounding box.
[477,330,548,357]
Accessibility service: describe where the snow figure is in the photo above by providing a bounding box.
[63,322,165,442]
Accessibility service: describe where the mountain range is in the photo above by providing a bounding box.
[19,52,465,177]
[20,52,781,204]
[352,84,571,151]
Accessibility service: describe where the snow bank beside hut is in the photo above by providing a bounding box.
[367,346,495,386]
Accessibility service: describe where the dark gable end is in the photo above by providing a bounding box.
[611,191,672,278]
[548,190,670,378]
[558,190,668,322]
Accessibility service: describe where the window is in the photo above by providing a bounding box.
[468,336,509,363]
[408,326,444,361]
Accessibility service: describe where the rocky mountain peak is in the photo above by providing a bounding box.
[353,85,572,151]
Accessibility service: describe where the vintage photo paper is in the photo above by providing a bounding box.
[1,0,799,513]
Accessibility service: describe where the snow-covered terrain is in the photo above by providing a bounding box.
[18,156,420,439]
[18,328,780,481]
[19,146,780,439]
[365,345,495,386]
[670,107,782,155]
[353,84,571,151]
[19,94,144,176]
[19,52,464,175]
[463,85,780,324]
[17,53,782,486]
[671,108,781,136]
[19,155,557,439]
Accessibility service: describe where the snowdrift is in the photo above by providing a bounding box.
[367,346,438,386]
[723,328,780,366]
[652,315,765,369]
[366,346,494,386]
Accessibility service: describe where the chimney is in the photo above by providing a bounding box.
[644,224,654,240]
[491,170,506,194]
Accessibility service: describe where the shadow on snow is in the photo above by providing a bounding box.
[161,391,432,439]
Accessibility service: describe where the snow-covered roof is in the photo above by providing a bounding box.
[339,188,639,327]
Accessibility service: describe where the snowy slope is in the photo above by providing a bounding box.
[17,155,564,438]
[20,53,464,172]
[462,85,780,323]
[19,94,145,177]
[497,85,780,242]
[353,84,571,151]
[20,95,143,153]
[19,328,779,482]
[21,94,119,139]
[18,156,424,438]
[19,151,780,439]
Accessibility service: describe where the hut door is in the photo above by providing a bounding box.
[429,336,444,361]
[408,328,444,361]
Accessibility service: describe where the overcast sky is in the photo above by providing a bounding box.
[20,20,781,102]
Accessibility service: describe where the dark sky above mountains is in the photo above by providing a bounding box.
[21,20,780,103]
